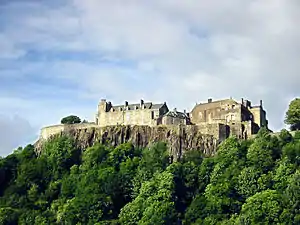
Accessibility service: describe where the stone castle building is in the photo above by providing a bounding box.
[95,97,268,139]
[96,99,169,126]
[190,98,268,139]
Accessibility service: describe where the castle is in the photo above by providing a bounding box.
[95,97,268,139]
[39,97,269,142]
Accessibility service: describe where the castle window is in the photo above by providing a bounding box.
[151,111,154,119]
[126,113,130,122]
[232,105,236,109]
[231,114,236,121]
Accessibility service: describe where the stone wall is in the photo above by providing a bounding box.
[97,109,159,127]
[96,100,169,127]
[190,99,242,125]
[249,107,268,128]
[160,116,187,126]
[190,98,269,138]
[40,123,98,140]
[41,125,64,140]
[195,123,229,141]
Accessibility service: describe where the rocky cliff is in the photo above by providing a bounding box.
[35,125,220,161]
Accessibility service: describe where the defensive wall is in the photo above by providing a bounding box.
[40,123,98,140]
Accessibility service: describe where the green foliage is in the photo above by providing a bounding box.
[1,130,300,224]
[0,207,19,225]
[279,129,293,145]
[238,190,284,224]
[285,98,300,130]
[247,134,277,172]
[61,115,81,124]
[119,168,176,225]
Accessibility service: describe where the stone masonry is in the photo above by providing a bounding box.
[95,99,169,126]
[190,98,269,139]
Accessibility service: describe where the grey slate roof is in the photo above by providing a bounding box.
[162,110,189,119]
[112,102,165,111]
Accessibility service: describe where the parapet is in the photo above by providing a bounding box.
[40,123,98,140]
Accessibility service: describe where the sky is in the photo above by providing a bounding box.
[0,0,299,156]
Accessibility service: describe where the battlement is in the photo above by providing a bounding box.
[40,123,97,140]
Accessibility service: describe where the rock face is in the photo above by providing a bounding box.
[35,125,219,161]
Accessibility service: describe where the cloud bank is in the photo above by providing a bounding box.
[0,0,299,155]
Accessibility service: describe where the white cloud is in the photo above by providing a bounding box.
[0,34,26,59]
[0,114,35,156]
[0,0,299,154]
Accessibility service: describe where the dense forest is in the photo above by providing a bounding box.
[0,98,300,225]
[0,128,299,224]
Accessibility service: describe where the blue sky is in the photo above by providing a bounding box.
[0,0,299,156]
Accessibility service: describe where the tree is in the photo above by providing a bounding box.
[285,98,300,131]
[61,115,81,124]
[0,207,19,225]
[119,168,176,225]
[238,190,284,224]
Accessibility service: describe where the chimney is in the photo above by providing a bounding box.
[125,101,128,107]
[260,100,263,107]
[241,98,244,104]
[208,98,212,103]
[174,108,177,112]
[184,109,186,114]
[186,112,190,119]
[107,101,112,111]
[140,99,144,106]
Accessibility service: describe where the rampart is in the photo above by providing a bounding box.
[40,123,98,140]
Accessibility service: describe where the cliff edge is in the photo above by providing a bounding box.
[35,124,220,161]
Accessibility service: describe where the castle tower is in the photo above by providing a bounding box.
[96,99,110,125]
[98,99,108,112]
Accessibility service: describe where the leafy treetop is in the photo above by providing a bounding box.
[61,115,81,124]
[285,98,300,131]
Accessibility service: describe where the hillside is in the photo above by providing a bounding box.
[1,128,300,224]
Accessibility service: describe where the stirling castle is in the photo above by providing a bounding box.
[41,97,268,142]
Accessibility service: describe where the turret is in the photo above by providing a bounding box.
[98,99,108,112]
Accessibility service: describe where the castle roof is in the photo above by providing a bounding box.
[191,98,240,111]
[162,109,189,119]
[112,102,165,111]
